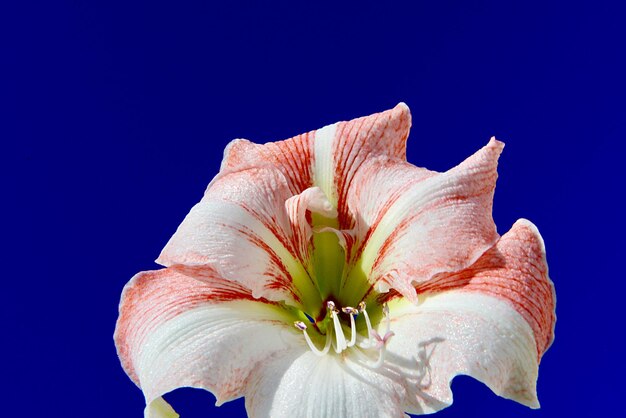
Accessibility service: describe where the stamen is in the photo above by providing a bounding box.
[294,321,331,356]
[330,306,347,353]
[295,302,394,361]
[342,307,357,347]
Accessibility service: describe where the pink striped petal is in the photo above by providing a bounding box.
[219,133,315,193]
[346,138,503,302]
[219,104,410,224]
[415,219,556,358]
[157,166,318,308]
[114,268,299,415]
[374,219,555,412]
[159,105,412,308]
[312,103,411,228]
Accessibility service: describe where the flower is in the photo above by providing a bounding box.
[114,103,556,418]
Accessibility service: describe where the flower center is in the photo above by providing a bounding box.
[286,187,393,363]
[293,301,394,366]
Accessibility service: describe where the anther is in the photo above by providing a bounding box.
[294,321,307,331]
[359,301,373,340]
[342,306,357,315]
[326,300,339,314]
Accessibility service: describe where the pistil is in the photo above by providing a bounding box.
[369,303,394,368]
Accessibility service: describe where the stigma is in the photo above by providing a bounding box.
[293,301,394,368]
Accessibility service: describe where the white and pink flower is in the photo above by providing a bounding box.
[115,104,556,418]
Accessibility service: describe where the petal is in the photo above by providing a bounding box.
[244,350,412,418]
[313,103,411,227]
[219,103,411,228]
[244,281,546,416]
[159,103,412,308]
[158,166,319,309]
[114,268,301,415]
[416,219,556,358]
[144,397,178,418]
[346,138,503,302]
[285,186,337,266]
[219,132,315,193]
[386,290,542,413]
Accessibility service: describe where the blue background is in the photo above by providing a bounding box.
[4,1,625,417]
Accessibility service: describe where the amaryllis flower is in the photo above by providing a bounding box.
[115,104,556,418]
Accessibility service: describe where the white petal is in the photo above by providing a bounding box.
[115,269,302,414]
[386,291,541,414]
[245,351,410,418]
[136,301,298,406]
